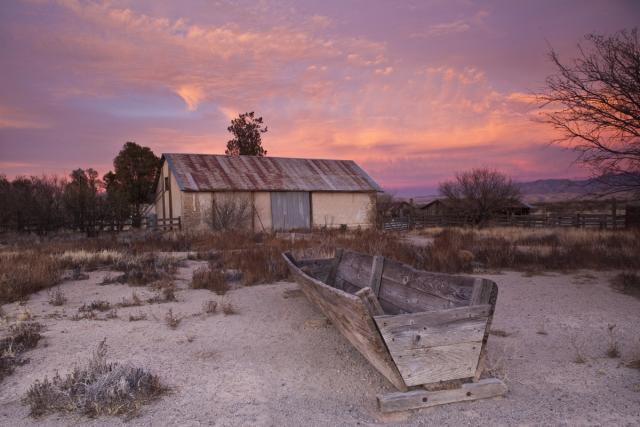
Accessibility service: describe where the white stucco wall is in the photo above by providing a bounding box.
[311,192,375,229]
[155,162,182,222]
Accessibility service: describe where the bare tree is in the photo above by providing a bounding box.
[538,28,640,196]
[209,198,252,231]
[439,169,521,225]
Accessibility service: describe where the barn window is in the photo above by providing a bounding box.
[164,176,170,192]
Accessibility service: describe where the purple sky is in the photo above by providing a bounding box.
[1,0,638,196]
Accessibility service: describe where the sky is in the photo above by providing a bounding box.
[1,0,638,196]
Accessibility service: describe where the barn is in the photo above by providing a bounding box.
[154,153,382,231]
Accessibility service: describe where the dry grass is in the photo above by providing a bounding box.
[191,265,229,295]
[0,252,61,303]
[1,321,42,381]
[418,227,640,272]
[606,324,620,358]
[118,291,143,308]
[23,339,167,419]
[57,250,124,271]
[610,272,640,297]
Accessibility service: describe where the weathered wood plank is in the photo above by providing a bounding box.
[374,305,490,349]
[386,341,483,386]
[381,258,473,307]
[326,249,343,287]
[369,255,384,296]
[356,287,385,316]
[377,378,507,412]
[335,250,372,289]
[283,252,407,391]
[470,278,493,305]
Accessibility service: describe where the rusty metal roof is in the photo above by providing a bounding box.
[162,153,382,192]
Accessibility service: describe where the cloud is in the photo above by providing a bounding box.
[0,1,592,189]
[425,20,470,37]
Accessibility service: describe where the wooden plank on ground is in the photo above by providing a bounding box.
[377,378,507,412]
[282,252,407,391]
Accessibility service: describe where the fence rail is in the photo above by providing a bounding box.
[383,213,629,231]
[0,216,181,234]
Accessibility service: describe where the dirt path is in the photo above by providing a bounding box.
[1,262,639,426]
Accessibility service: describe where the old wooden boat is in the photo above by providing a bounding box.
[282,249,507,412]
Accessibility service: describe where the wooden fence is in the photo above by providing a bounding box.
[0,217,181,234]
[383,213,629,231]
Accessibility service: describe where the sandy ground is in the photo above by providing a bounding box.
[1,260,639,426]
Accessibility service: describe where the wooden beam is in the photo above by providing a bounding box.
[369,255,384,296]
[356,287,385,316]
[326,248,343,287]
[377,378,507,412]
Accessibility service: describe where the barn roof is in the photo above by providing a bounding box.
[162,153,382,193]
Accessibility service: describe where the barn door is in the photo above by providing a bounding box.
[271,192,311,231]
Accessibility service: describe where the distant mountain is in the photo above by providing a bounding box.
[396,175,637,203]
[518,176,638,202]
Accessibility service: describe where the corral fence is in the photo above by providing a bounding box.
[383,212,630,231]
[0,217,181,234]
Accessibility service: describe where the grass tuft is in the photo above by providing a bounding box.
[23,339,167,418]
[1,322,42,381]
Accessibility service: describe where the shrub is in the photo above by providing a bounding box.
[23,340,167,418]
[1,322,42,381]
[113,254,182,286]
[191,265,229,295]
[611,272,640,296]
[47,287,67,306]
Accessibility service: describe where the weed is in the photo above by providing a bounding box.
[606,324,620,358]
[118,291,143,308]
[222,300,237,316]
[128,312,147,322]
[23,339,167,418]
[537,317,548,335]
[79,300,111,312]
[570,334,587,364]
[202,300,217,315]
[165,309,181,329]
[0,322,42,381]
[47,287,67,306]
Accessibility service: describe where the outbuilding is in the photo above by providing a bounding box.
[154,153,382,231]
